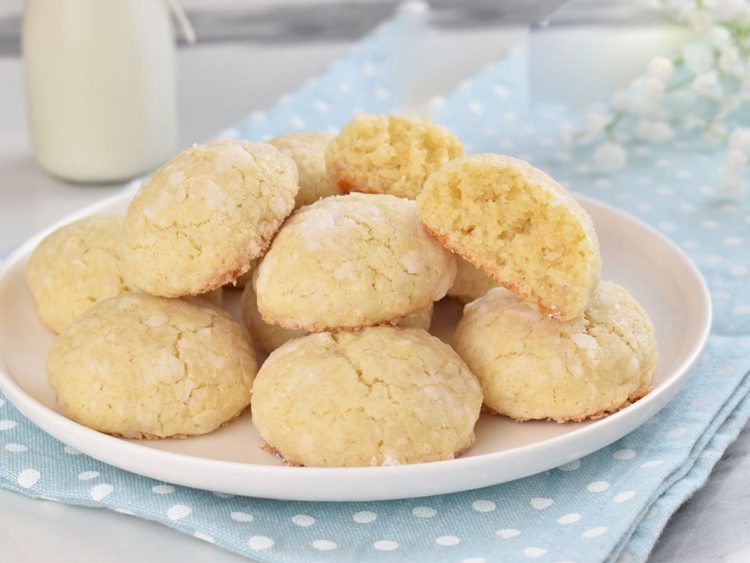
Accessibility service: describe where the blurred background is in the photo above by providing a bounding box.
[0,0,684,256]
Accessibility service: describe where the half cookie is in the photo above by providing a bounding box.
[416,154,601,320]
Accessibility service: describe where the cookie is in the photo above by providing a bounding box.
[186,287,223,308]
[229,259,258,290]
[448,256,497,304]
[325,113,463,199]
[122,140,298,297]
[254,193,455,331]
[240,285,432,354]
[47,293,256,439]
[251,327,482,467]
[26,216,129,333]
[452,283,657,422]
[392,303,433,330]
[416,154,601,320]
[267,132,339,207]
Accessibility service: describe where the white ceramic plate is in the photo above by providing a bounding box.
[0,191,711,501]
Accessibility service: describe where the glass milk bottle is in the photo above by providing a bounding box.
[22,0,179,183]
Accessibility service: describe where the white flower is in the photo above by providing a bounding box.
[611,91,631,112]
[594,142,628,172]
[583,111,609,135]
[686,10,714,31]
[624,90,658,117]
[709,26,732,49]
[647,57,675,81]
[710,0,750,22]
[634,120,674,142]
[683,42,714,74]
[682,115,707,131]
[725,148,748,172]
[716,95,741,120]
[719,46,745,77]
[692,71,723,98]
[729,128,750,153]
[670,88,699,110]
[645,78,666,101]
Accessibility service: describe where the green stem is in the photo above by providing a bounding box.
[605,112,624,139]
[703,123,726,142]
[666,74,694,93]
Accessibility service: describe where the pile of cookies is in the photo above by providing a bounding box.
[27,113,658,467]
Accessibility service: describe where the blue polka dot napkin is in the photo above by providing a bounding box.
[2,10,750,563]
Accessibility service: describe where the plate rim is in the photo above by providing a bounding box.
[0,189,712,501]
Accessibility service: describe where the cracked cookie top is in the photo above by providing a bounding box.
[267,132,339,208]
[251,326,482,467]
[253,193,456,331]
[47,293,256,439]
[121,140,299,298]
[26,216,130,333]
[453,282,658,422]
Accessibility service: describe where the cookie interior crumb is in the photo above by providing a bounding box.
[326,113,463,199]
[417,154,600,320]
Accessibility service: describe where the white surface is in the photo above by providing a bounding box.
[0,190,711,501]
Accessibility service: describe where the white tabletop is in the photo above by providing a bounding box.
[1,3,748,562]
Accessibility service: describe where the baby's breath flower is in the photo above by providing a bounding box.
[729,128,750,152]
[583,111,609,136]
[716,95,741,120]
[683,42,714,73]
[709,26,732,49]
[647,57,675,81]
[711,0,750,22]
[724,148,747,171]
[645,77,667,100]
[611,91,631,112]
[564,0,750,199]
[718,46,744,77]
[692,71,723,98]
